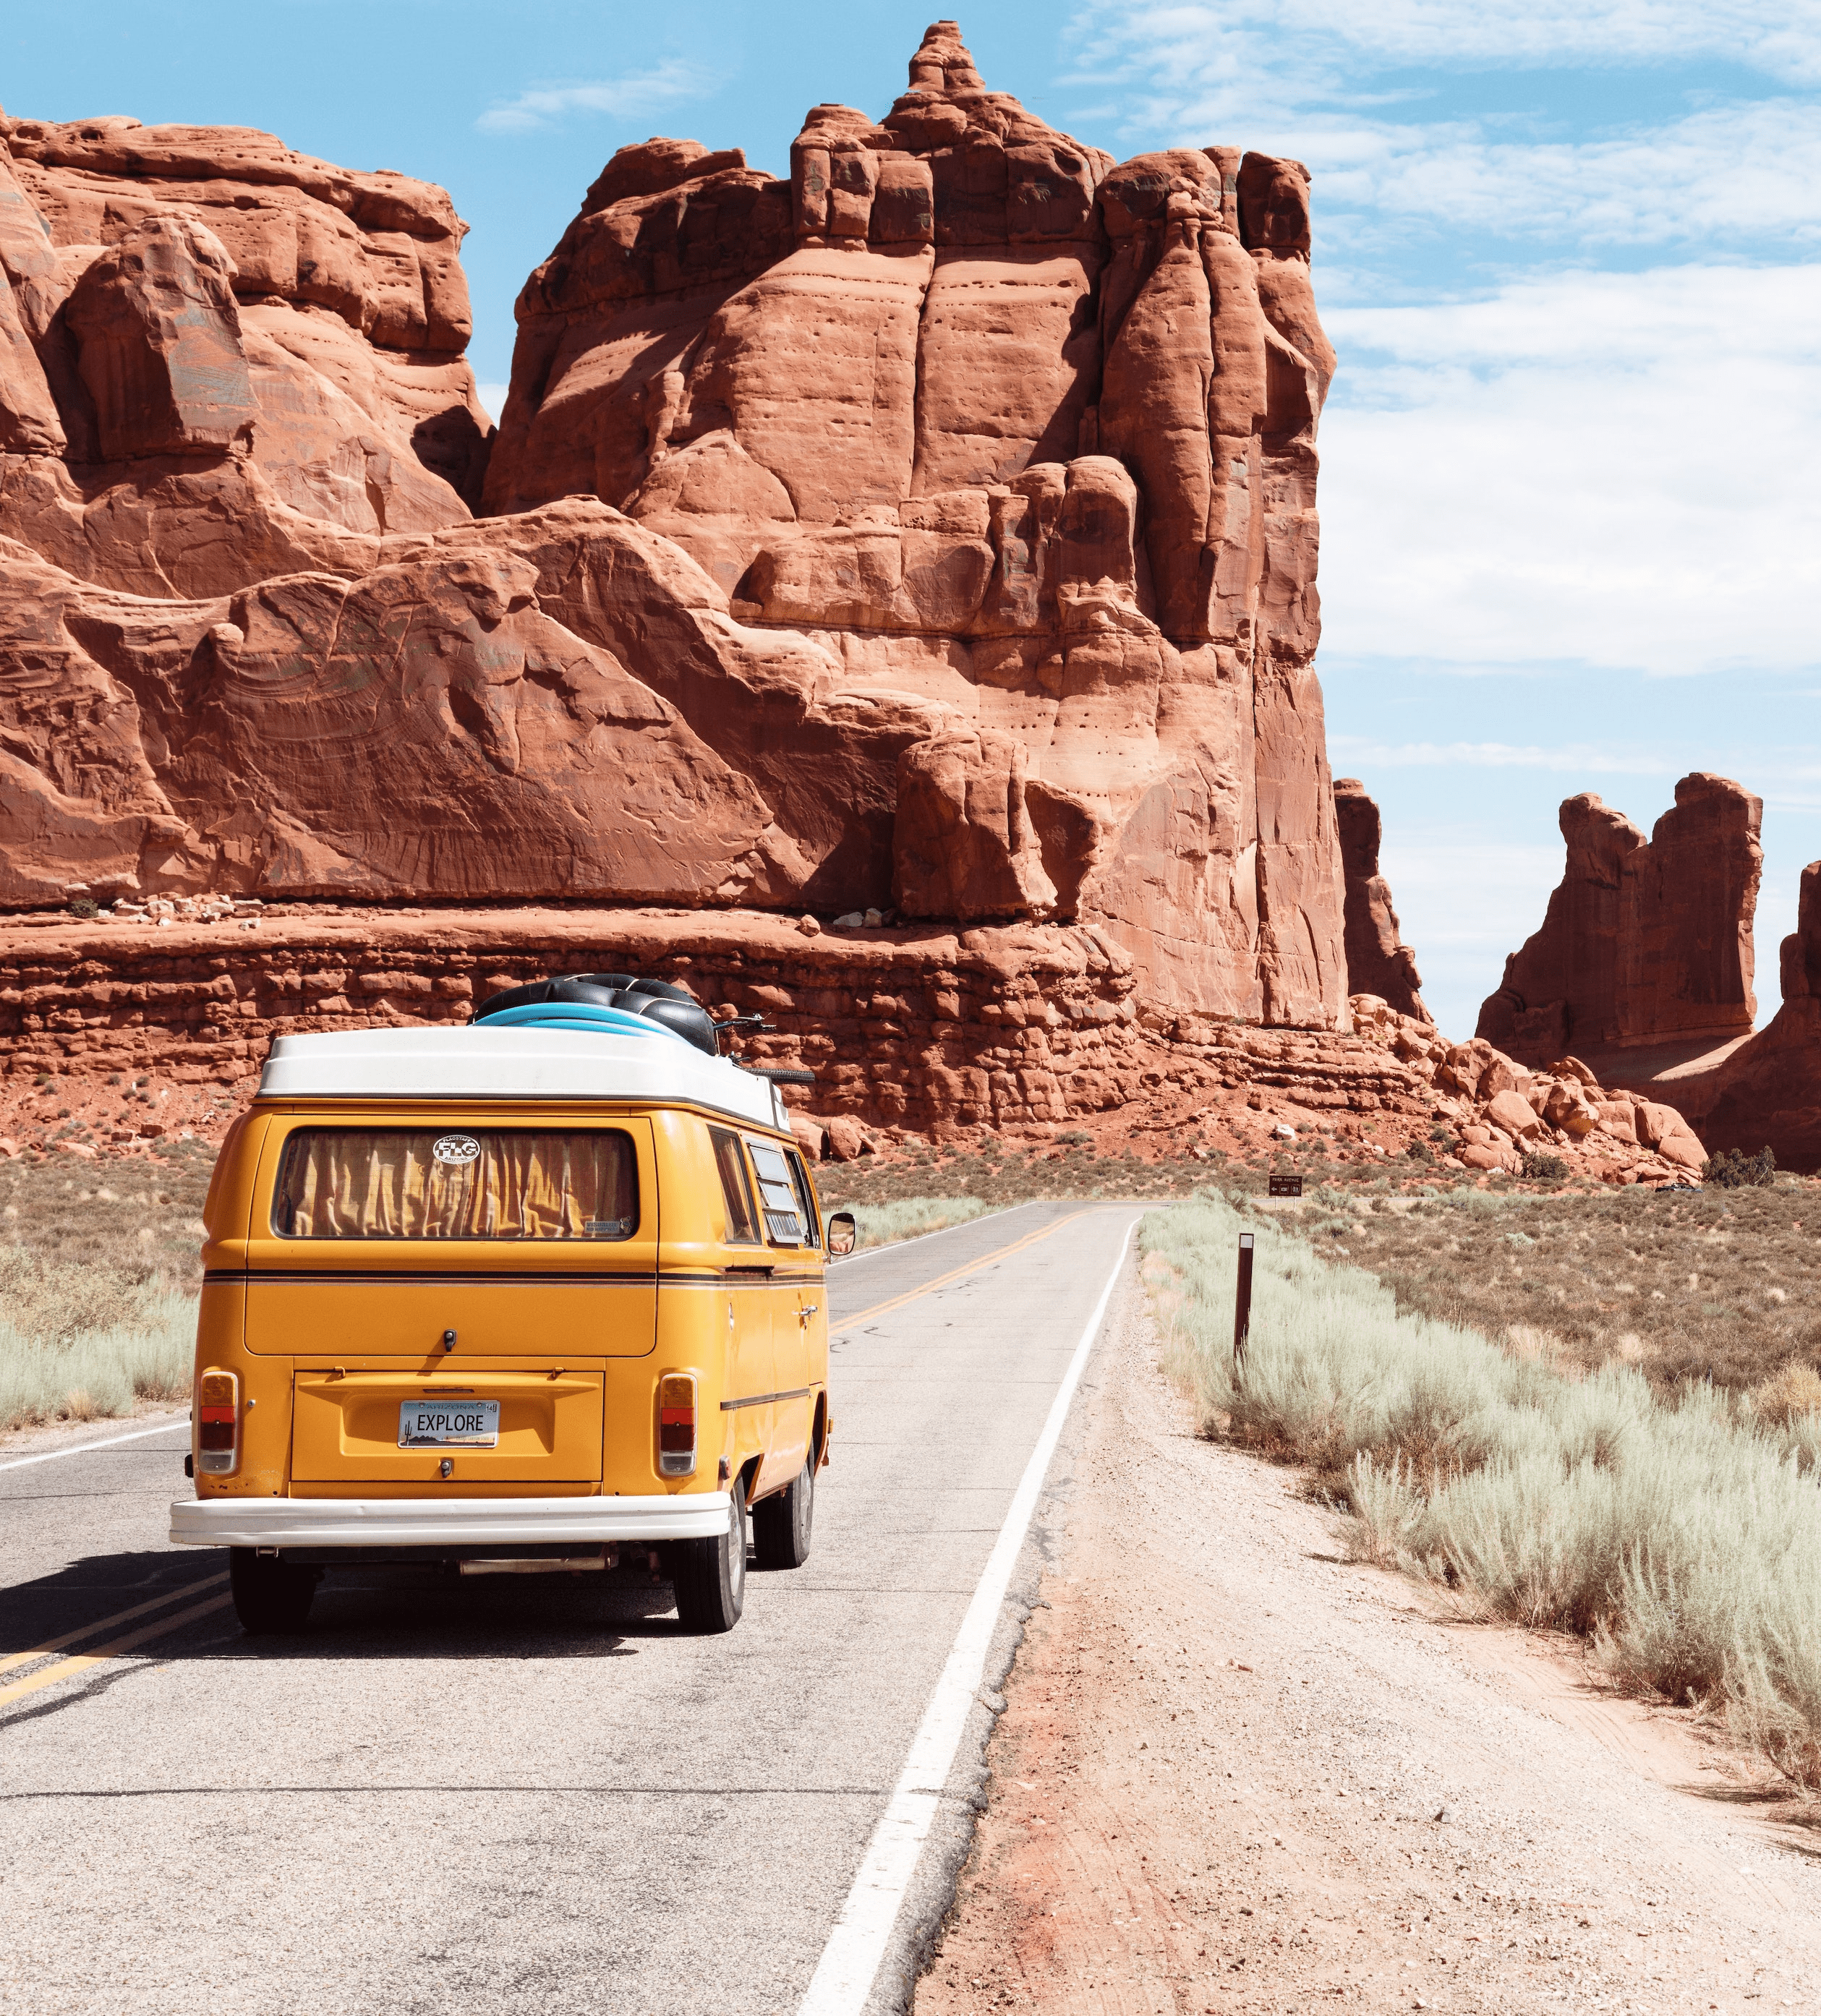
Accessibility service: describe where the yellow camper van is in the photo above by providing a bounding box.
[170,974,853,1636]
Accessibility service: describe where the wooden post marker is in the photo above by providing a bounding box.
[1233,1231,1255,1372]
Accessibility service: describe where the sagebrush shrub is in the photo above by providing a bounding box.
[1143,1191,1821,1786]
[847,1195,991,1248]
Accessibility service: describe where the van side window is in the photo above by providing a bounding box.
[785,1149,821,1249]
[746,1140,807,1247]
[272,1129,637,1239]
[709,1127,761,1244]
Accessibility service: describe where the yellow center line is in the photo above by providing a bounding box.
[835,1209,1093,1332]
[0,1592,235,1712]
[0,1572,229,1678]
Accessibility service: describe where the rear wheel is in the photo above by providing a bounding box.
[672,1478,747,1633]
[229,1549,317,1635]
[753,1456,814,1570]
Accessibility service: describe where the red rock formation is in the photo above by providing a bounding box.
[0,906,1425,1156]
[477,20,1347,1022]
[1333,780,1428,1022]
[0,504,820,909]
[64,217,260,460]
[0,108,490,598]
[0,22,1352,1090]
[0,910,1707,1184]
[1477,774,1761,1066]
[1350,996,1706,1182]
[1645,860,1821,1171]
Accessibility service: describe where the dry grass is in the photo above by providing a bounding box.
[814,1136,1431,1214]
[1144,1190,1821,1789]
[0,1297,195,1432]
[817,1140,1213,1211]
[1295,1177,1821,1398]
[845,1197,994,1249]
[0,1143,211,1432]
[0,1139,214,1285]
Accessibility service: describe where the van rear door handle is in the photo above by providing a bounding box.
[799,1304,819,1319]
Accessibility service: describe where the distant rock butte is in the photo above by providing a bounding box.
[1334,780,1428,1022]
[1624,860,1821,1174]
[1477,775,1762,1066]
[0,20,1350,1036]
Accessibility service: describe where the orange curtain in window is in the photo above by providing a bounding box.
[276,1132,636,1240]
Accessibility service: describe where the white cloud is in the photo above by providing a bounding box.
[1321,99,1821,248]
[1317,263,1821,676]
[477,58,717,136]
[1068,1,1821,116]
[1063,8,1821,252]
[1289,0,1819,73]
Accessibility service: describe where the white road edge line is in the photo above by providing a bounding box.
[0,1417,190,1474]
[797,1211,1140,2016]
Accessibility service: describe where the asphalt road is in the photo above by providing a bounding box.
[0,1200,1140,2016]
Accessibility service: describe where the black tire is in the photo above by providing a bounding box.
[752,1457,814,1571]
[229,1549,317,1635]
[672,1478,747,1633]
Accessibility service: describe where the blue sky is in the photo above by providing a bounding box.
[7,1,1819,1040]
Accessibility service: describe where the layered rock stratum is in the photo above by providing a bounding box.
[0,907,1703,1182]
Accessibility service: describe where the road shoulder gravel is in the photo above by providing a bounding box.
[914,1281,1821,2014]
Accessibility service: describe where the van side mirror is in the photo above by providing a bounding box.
[826,1211,857,1257]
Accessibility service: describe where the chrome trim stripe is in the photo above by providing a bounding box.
[659,1273,827,1288]
[169,1492,731,1548]
[720,1386,814,1412]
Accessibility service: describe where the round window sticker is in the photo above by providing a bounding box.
[432,1133,482,1167]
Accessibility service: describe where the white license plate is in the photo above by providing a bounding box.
[398,1400,499,1448]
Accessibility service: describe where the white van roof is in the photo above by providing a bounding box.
[257,1026,787,1130]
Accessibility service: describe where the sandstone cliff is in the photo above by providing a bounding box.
[0,110,490,580]
[1477,774,1762,1066]
[475,20,1347,1021]
[0,20,1352,1123]
[1334,779,1428,1022]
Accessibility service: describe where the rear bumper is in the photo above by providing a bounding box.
[169,1492,731,1550]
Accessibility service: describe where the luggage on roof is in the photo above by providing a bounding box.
[473,973,720,1056]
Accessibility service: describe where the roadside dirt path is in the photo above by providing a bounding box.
[916,1279,1821,2014]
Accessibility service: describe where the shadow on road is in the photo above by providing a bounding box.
[2,1548,691,1670]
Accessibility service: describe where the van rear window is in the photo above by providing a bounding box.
[272,1129,638,1240]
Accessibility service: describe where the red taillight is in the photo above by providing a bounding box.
[197,1369,239,1474]
[657,1372,696,1478]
